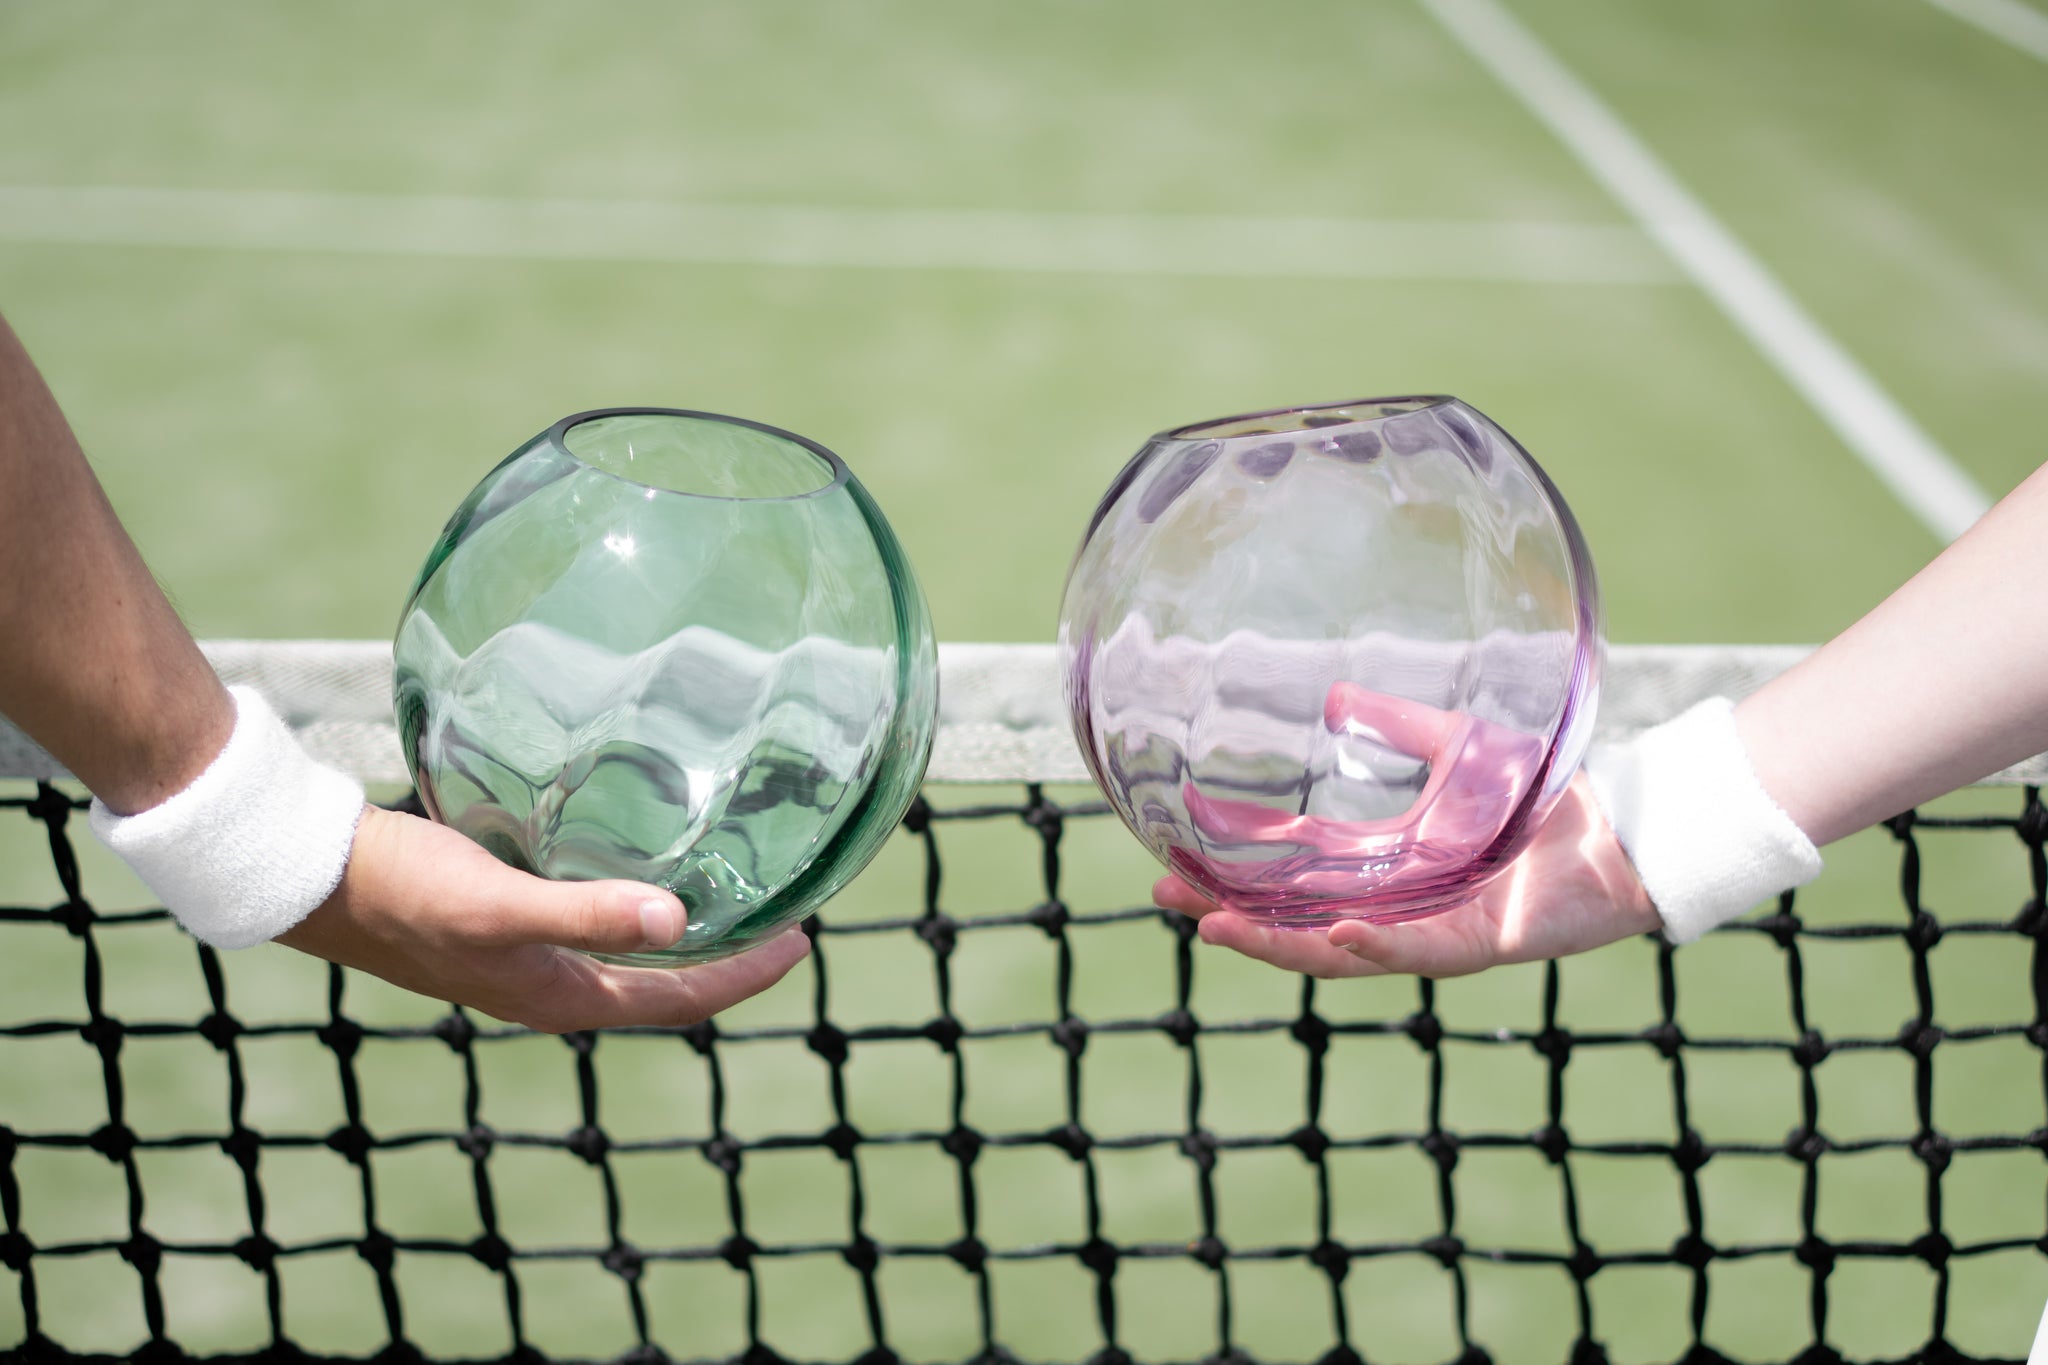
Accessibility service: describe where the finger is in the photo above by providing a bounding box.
[512,927,813,1033]
[1196,910,1387,978]
[479,873,689,956]
[1152,875,1218,916]
[1326,916,1475,978]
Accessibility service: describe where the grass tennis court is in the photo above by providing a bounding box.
[3,1,2047,1361]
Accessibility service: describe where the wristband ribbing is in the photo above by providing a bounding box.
[89,685,367,949]
[1583,696,1822,944]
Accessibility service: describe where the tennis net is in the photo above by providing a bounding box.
[2,642,2044,1365]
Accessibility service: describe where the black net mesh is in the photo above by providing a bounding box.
[2,780,2045,1365]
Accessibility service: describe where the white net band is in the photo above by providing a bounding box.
[2,639,2043,786]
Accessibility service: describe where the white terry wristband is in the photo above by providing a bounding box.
[1583,696,1822,944]
[89,686,367,949]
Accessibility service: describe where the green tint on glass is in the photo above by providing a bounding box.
[393,408,938,965]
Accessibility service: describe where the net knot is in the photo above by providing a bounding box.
[0,1124,13,1162]
[326,1124,373,1165]
[0,1230,33,1272]
[807,1022,851,1065]
[1784,1127,1829,1162]
[431,1012,476,1051]
[1533,1026,1573,1062]
[823,1123,863,1161]
[1672,1130,1710,1174]
[54,897,96,936]
[1568,1341,1612,1365]
[720,1234,757,1269]
[852,1349,900,1365]
[741,1345,791,1365]
[1791,1031,1830,1067]
[1316,1348,1366,1365]
[941,1127,983,1165]
[1906,911,1942,952]
[79,1016,125,1058]
[1290,1013,1332,1055]
[1644,1022,1683,1060]
[1896,1020,1943,1059]
[915,915,958,958]
[356,1230,396,1272]
[316,1017,363,1061]
[1305,1239,1347,1278]
[842,1235,881,1273]
[1048,1123,1092,1159]
[1420,1131,1460,1172]
[620,1347,673,1365]
[130,1340,191,1365]
[1913,1132,1954,1173]
[1793,1236,1834,1272]
[197,1012,241,1049]
[602,1242,645,1281]
[900,796,932,835]
[684,1019,720,1055]
[946,1236,987,1272]
[232,1234,278,1271]
[1404,1012,1444,1051]
[1534,1124,1570,1163]
[457,1124,496,1159]
[1790,1344,1848,1365]
[1670,1233,1713,1269]
[566,1125,610,1163]
[1566,1245,1603,1282]
[119,1232,163,1275]
[1078,1237,1119,1276]
[220,1127,262,1171]
[1180,1130,1218,1171]
[1911,1230,1953,1268]
[703,1135,743,1173]
[562,1029,597,1055]
[1421,1234,1462,1267]
[1159,1009,1199,1048]
[87,1122,137,1163]
[1288,1125,1331,1162]
[469,1233,512,1271]
[1029,900,1071,934]
[1051,1017,1089,1058]
[2017,795,2047,844]
[924,1017,964,1051]
[1085,1349,1133,1365]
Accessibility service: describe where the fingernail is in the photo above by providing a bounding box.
[639,896,685,947]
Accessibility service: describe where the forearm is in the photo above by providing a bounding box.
[1735,459,2048,846]
[0,315,232,813]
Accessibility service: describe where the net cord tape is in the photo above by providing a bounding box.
[1,639,2044,786]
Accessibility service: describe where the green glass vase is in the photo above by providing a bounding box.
[393,408,937,965]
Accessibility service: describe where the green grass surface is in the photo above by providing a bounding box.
[3,0,2047,1360]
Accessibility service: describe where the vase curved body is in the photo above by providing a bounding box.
[1058,397,1602,928]
[393,408,937,965]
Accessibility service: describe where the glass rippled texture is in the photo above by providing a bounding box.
[393,408,937,965]
[1058,397,1602,928]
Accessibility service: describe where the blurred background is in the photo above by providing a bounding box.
[3,2,2046,1362]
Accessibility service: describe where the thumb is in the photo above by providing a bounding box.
[479,871,690,955]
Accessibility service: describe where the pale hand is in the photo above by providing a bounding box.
[277,805,810,1032]
[1152,772,1660,979]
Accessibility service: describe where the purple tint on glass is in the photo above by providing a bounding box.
[1326,430,1381,463]
[1238,442,1296,479]
[1056,396,1602,929]
[1136,441,1221,524]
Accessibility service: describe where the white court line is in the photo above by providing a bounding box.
[0,184,1675,286]
[1928,0,2048,64]
[1420,0,1995,543]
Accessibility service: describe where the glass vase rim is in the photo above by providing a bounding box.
[1162,394,1462,444]
[545,406,852,503]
